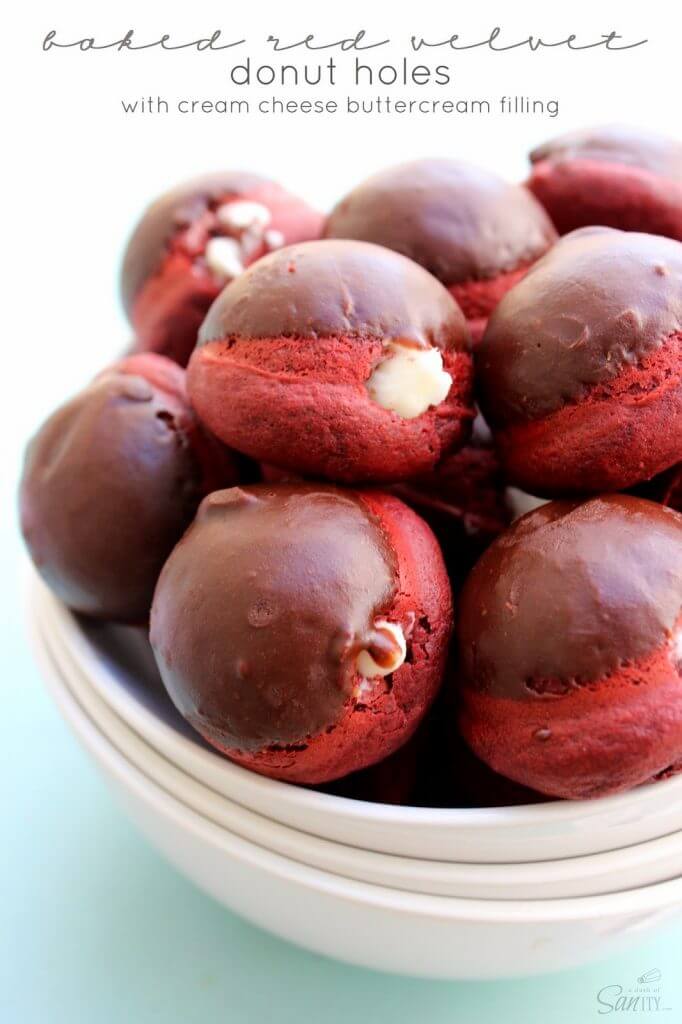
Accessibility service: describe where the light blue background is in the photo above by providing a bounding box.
[3,485,682,1022]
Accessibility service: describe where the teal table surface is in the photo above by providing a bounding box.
[3,506,682,1024]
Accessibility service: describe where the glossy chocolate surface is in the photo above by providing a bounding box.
[20,369,202,620]
[458,495,682,698]
[198,239,470,351]
[324,160,556,284]
[478,227,682,423]
[531,125,682,180]
[150,484,399,748]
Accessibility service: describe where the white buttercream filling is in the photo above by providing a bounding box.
[204,237,245,280]
[264,228,285,250]
[366,342,452,419]
[356,620,407,679]
[216,200,271,231]
[673,629,682,667]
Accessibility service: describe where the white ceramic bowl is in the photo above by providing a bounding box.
[32,572,682,864]
[32,614,682,980]
[37,589,682,901]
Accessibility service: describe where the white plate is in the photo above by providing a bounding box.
[40,607,682,900]
[32,613,682,980]
[31,570,682,863]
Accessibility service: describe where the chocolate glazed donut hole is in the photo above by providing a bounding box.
[456,495,682,799]
[477,227,682,495]
[150,484,453,784]
[121,172,323,365]
[19,354,240,622]
[187,239,475,483]
[325,159,557,344]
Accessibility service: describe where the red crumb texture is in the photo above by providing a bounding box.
[221,493,453,784]
[528,159,682,239]
[496,332,682,495]
[131,253,220,367]
[459,626,682,799]
[321,728,422,805]
[395,442,508,542]
[391,441,510,584]
[448,264,533,345]
[188,336,474,483]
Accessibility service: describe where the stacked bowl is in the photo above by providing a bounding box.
[29,569,682,980]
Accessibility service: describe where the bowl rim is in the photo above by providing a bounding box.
[36,612,682,924]
[31,566,682,833]
[44,606,682,898]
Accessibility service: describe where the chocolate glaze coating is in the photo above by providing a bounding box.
[458,495,682,699]
[150,485,399,748]
[531,125,682,181]
[324,160,556,284]
[198,239,470,351]
[121,171,270,313]
[478,227,682,423]
[20,369,204,621]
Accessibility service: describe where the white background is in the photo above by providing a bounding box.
[3,0,677,483]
